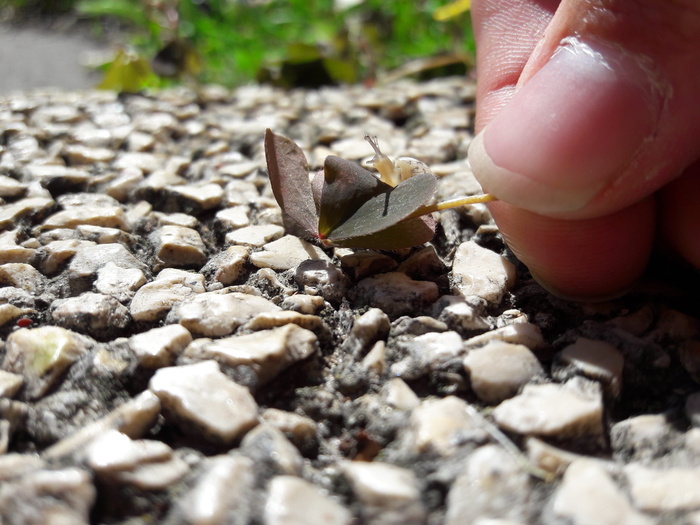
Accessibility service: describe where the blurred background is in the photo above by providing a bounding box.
[0,0,474,93]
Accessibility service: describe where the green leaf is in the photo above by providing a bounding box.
[318,156,391,238]
[328,215,436,249]
[326,172,437,242]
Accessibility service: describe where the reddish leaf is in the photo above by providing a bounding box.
[319,155,392,237]
[264,129,319,238]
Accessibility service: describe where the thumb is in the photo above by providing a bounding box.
[469,0,700,219]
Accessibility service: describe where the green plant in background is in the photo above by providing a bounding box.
[75,0,474,92]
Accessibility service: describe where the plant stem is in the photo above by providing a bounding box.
[407,193,496,220]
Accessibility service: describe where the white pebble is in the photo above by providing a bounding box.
[452,240,515,304]
[169,290,280,337]
[464,341,544,404]
[625,463,700,512]
[128,324,193,368]
[340,461,426,525]
[249,235,330,270]
[149,360,259,444]
[265,476,352,525]
[493,378,604,437]
[407,396,488,456]
[130,269,205,322]
[445,445,531,524]
[183,324,317,384]
[556,338,624,397]
[351,272,439,317]
[552,460,651,525]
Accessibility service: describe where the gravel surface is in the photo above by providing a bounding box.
[1,79,700,524]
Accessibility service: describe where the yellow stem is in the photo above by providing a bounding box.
[406,193,496,220]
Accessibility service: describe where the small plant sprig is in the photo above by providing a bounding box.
[264,129,494,250]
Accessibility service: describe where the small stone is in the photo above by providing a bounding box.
[465,322,545,350]
[2,326,93,400]
[149,360,259,444]
[434,295,490,332]
[555,338,624,398]
[0,370,23,398]
[265,476,352,525]
[43,391,161,461]
[0,231,35,264]
[202,245,250,285]
[260,408,317,445]
[362,341,387,375]
[525,436,592,477]
[0,467,95,525]
[225,224,285,247]
[337,250,398,280]
[445,445,532,525]
[40,239,96,274]
[76,224,132,244]
[464,341,544,404]
[406,396,488,455]
[0,263,47,295]
[150,225,207,268]
[116,453,190,490]
[295,259,350,303]
[216,205,250,230]
[391,331,464,379]
[452,240,515,304]
[94,262,147,302]
[130,269,206,322]
[0,175,27,198]
[341,460,426,525]
[347,308,391,354]
[113,152,163,173]
[240,424,303,476]
[129,324,193,368]
[279,293,326,314]
[40,205,130,231]
[626,463,700,512]
[351,272,439,317]
[183,324,317,384]
[0,303,30,327]
[63,144,115,164]
[249,235,331,270]
[398,245,447,280]
[245,310,325,333]
[552,460,651,525]
[0,197,54,229]
[126,130,156,151]
[168,291,280,337]
[106,167,144,202]
[383,378,420,411]
[152,211,200,229]
[85,429,172,473]
[168,183,224,211]
[493,378,604,437]
[68,243,143,284]
[51,292,131,336]
[610,414,673,460]
[179,455,255,525]
[24,164,91,186]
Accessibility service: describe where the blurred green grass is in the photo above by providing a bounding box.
[5,0,474,91]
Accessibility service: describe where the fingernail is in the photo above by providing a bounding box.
[469,38,665,215]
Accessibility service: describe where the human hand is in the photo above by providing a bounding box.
[468,0,700,299]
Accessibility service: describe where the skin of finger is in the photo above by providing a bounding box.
[487,198,656,299]
[509,0,700,219]
[471,0,559,131]
[660,161,700,269]
[471,0,700,295]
